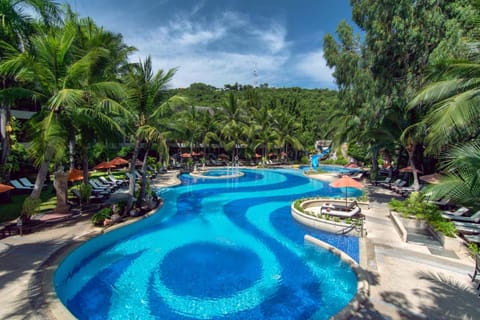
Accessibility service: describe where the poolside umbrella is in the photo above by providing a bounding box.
[399,166,422,173]
[191,151,200,156]
[68,168,84,182]
[419,173,443,185]
[109,157,129,166]
[218,153,228,158]
[329,175,364,206]
[181,152,191,158]
[135,159,143,166]
[255,153,262,158]
[0,183,14,193]
[93,161,116,170]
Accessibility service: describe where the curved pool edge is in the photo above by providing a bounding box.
[304,234,370,320]
[31,207,165,320]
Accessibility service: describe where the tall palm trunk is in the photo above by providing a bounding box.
[407,143,420,190]
[0,105,11,179]
[137,143,150,208]
[81,145,89,184]
[30,160,49,199]
[127,137,141,211]
[69,137,76,171]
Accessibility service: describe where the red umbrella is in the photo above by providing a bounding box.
[419,173,443,184]
[191,151,200,156]
[68,168,85,182]
[344,163,360,168]
[181,153,191,158]
[93,161,116,170]
[109,157,129,166]
[254,153,262,158]
[399,166,423,173]
[330,175,364,206]
[0,183,14,193]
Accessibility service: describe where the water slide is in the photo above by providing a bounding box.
[311,147,330,168]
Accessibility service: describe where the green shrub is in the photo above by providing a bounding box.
[468,243,479,256]
[21,197,41,217]
[300,156,309,164]
[91,207,112,225]
[78,183,92,205]
[388,192,456,237]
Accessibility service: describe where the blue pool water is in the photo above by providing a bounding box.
[55,168,360,319]
[300,165,360,174]
[201,169,238,177]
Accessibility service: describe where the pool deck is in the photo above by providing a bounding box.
[0,170,479,319]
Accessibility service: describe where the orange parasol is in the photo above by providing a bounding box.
[93,161,116,170]
[180,153,191,158]
[68,168,85,182]
[399,166,422,173]
[109,156,129,166]
[330,175,364,206]
[191,151,200,156]
[254,153,262,158]
[344,163,360,168]
[0,183,14,193]
[419,173,443,184]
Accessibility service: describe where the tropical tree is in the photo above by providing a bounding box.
[0,0,61,180]
[123,56,184,211]
[215,92,246,163]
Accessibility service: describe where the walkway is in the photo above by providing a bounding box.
[357,185,480,320]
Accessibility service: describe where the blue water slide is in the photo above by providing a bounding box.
[311,147,330,168]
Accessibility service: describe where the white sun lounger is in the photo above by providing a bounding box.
[442,206,470,217]
[453,221,480,235]
[442,210,480,223]
[10,179,33,190]
[464,234,480,244]
[321,206,362,218]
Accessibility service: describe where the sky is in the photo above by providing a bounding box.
[62,0,356,89]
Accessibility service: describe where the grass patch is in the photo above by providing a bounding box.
[0,185,57,223]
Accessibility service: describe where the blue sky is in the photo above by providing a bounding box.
[63,0,356,89]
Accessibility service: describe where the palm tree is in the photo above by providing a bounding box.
[0,0,61,179]
[0,18,128,199]
[273,109,303,162]
[215,92,246,163]
[123,56,184,211]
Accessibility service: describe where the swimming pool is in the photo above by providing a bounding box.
[55,168,360,319]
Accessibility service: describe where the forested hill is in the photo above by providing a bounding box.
[167,82,338,147]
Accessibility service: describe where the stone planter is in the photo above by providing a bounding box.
[427,225,462,251]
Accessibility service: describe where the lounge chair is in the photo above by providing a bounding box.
[351,172,364,180]
[89,180,113,193]
[442,209,480,223]
[391,180,408,193]
[380,178,399,189]
[71,189,106,203]
[10,179,33,190]
[373,176,391,186]
[108,175,128,186]
[443,206,470,217]
[322,200,358,212]
[453,221,480,234]
[469,253,480,283]
[465,234,480,245]
[19,177,47,189]
[99,176,119,188]
[320,206,362,218]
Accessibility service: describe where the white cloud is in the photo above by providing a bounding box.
[123,10,291,88]
[295,50,334,85]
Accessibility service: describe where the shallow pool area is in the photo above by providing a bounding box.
[54,168,360,319]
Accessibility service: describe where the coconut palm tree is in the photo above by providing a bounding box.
[0,18,128,199]
[123,56,184,211]
[215,92,246,163]
[0,0,61,179]
[273,109,303,161]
